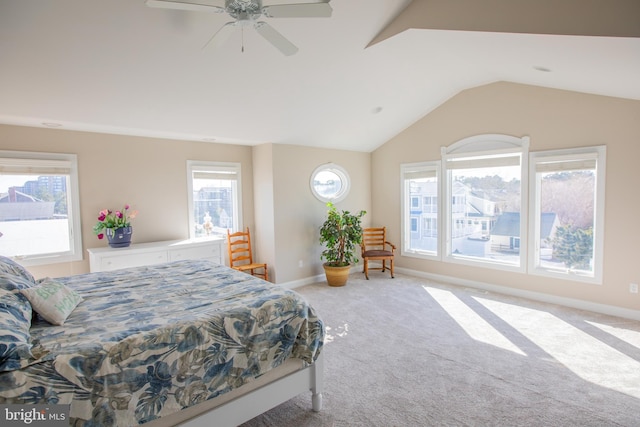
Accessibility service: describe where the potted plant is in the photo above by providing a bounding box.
[319,202,366,286]
[93,204,138,248]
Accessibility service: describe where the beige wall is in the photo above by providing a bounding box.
[372,82,640,311]
[254,143,371,283]
[3,81,638,312]
[0,124,254,278]
[251,143,276,280]
[0,125,371,285]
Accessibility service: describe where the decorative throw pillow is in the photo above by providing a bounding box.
[0,256,36,284]
[20,278,83,326]
[0,288,34,372]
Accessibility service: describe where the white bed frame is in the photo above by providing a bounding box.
[176,354,324,427]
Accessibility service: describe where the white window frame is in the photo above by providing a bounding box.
[187,161,242,239]
[401,161,440,260]
[441,134,529,273]
[0,150,82,266]
[309,163,351,203]
[528,145,606,284]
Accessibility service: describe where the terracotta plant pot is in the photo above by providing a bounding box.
[323,263,351,287]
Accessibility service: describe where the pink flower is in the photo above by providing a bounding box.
[129,210,138,219]
[124,204,130,210]
[98,213,106,221]
[115,210,123,219]
[97,233,104,240]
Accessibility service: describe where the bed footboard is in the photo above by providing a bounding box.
[178,354,324,427]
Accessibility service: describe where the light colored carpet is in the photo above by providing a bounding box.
[241,273,640,427]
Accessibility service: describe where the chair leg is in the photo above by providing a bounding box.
[364,259,369,280]
[390,259,394,278]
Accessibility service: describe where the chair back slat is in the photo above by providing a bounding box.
[362,227,386,251]
[227,227,255,267]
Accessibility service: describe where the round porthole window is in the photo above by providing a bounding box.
[310,163,351,203]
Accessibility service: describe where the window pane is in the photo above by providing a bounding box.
[313,170,342,198]
[536,169,596,275]
[449,161,521,265]
[0,173,72,258]
[188,161,241,239]
[403,163,438,257]
[192,177,236,237]
[310,163,350,203]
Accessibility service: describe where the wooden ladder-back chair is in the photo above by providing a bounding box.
[361,227,395,279]
[226,227,269,282]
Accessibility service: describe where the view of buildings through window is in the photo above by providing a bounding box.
[188,162,240,239]
[448,162,522,265]
[403,142,603,282]
[192,181,235,237]
[0,174,72,258]
[406,173,438,255]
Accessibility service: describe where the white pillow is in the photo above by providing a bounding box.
[20,278,83,325]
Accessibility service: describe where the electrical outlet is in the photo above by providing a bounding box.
[630,283,639,294]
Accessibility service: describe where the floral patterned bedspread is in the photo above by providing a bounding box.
[0,260,324,426]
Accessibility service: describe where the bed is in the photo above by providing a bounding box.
[0,256,324,426]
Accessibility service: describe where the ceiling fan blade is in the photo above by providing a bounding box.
[145,0,224,13]
[262,3,332,18]
[254,22,298,56]
[203,22,237,49]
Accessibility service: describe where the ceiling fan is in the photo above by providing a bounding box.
[145,0,333,56]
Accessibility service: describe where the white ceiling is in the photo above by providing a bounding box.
[1,0,639,153]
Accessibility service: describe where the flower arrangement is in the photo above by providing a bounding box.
[93,204,138,240]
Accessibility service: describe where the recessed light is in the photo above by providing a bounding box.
[42,122,62,128]
[533,66,552,73]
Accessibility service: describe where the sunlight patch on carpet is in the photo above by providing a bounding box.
[476,297,640,399]
[586,320,640,350]
[324,322,349,344]
[423,286,526,356]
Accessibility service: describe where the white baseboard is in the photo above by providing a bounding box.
[395,267,640,322]
[280,273,325,290]
[280,265,362,290]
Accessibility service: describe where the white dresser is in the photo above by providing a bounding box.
[87,238,224,272]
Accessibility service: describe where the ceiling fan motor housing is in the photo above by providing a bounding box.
[226,0,262,20]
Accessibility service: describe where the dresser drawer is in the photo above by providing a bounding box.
[99,251,168,271]
[169,244,220,262]
[88,238,224,272]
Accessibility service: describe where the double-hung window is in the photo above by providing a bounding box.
[528,146,605,283]
[0,151,82,265]
[401,135,606,285]
[401,161,440,259]
[187,161,242,239]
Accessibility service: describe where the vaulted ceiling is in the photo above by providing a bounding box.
[1,0,638,152]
